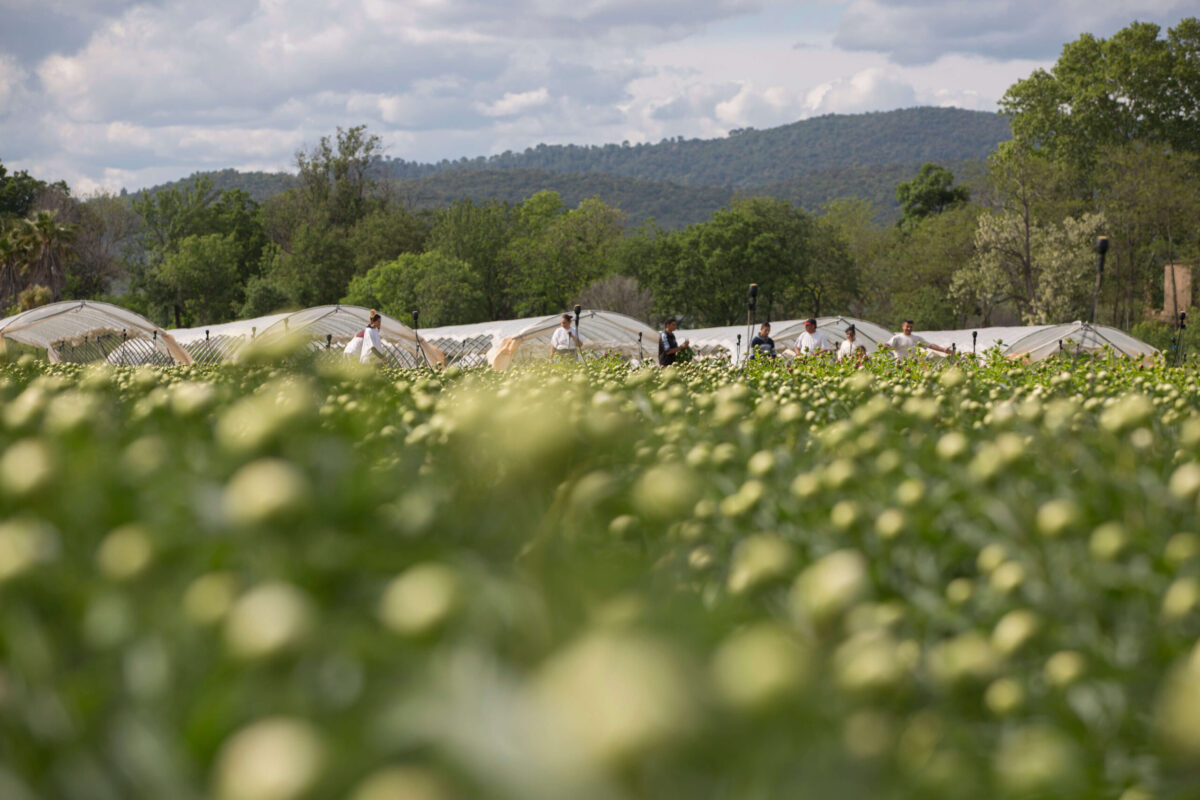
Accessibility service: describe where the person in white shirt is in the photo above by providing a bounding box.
[793,318,834,356]
[360,309,386,364]
[549,313,583,359]
[836,325,858,360]
[882,319,952,360]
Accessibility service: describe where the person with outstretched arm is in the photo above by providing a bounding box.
[658,317,690,367]
[880,319,952,360]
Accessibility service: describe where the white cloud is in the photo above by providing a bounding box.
[477,88,551,117]
[805,68,917,115]
[835,0,1198,64]
[4,0,1196,192]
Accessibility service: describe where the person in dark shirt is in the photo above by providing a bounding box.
[658,317,690,366]
[750,322,776,359]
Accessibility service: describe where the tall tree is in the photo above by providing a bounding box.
[427,199,517,321]
[895,163,970,230]
[19,210,76,300]
[640,196,824,327]
[1000,18,1200,175]
[342,251,484,326]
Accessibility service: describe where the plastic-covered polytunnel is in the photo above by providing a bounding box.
[469,310,657,370]
[916,326,1053,357]
[171,314,291,364]
[682,316,894,362]
[257,306,444,367]
[1003,322,1158,362]
[172,306,444,367]
[0,300,191,365]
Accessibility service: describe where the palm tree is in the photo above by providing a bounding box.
[0,224,33,310]
[19,210,76,300]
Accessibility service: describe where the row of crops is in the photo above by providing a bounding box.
[1,343,1199,800]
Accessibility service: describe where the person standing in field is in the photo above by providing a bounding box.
[549,313,583,360]
[881,319,952,360]
[358,309,386,364]
[837,325,859,361]
[793,318,833,357]
[658,317,690,367]
[750,322,776,358]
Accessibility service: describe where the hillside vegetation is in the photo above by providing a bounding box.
[138,108,1008,226]
[378,107,1011,188]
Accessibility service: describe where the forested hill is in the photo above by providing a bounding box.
[138,107,1007,226]
[378,107,1010,187]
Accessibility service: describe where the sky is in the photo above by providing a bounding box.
[0,0,1196,195]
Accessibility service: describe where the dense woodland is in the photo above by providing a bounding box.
[1,19,1198,346]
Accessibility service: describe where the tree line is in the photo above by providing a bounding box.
[1,18,1197,343]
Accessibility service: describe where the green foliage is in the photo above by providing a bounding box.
[342,251,485,326]
[0,356,1198,800]
[381,107,1011,189]
[896,162,970,229]
[159,233,243,326]
[1001,18,1200,172]
[428,198,518,320]
[507,194,626,316]
[637,196,850,326]
[0,161,65,221]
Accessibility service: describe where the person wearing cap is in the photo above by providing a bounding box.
[658,317,690,367]
[793,318,834,356]
[881,319,952,360]
[750,322,776,359]
[837,325,859,361]
[550,313,583,359]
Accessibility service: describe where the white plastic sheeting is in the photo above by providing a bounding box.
[917,326,1053,357]
[482,310,658,370]
[0,300,191,365]
[1003,322,1158,361]
[254,305,445,367]
[172,313,291,364]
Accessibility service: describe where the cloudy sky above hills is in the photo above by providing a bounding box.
[0,0,1194,194]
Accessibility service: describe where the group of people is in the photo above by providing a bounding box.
[355,309,951,368]
[750,318,952,362]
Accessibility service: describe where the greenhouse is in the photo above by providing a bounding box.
[170,306,444,368]
[485,310,658,370]
[918,325,1053,357]
[0,299,1163,369]
[0,300,191,365]
[1003,321,1159,362]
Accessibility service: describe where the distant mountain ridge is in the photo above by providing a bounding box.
[377,107,1010,187]
[137,107,1010,226]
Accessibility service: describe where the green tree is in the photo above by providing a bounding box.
[896,163,970,229]
[641,196,822,326]
[158,234,242,326]
[507,194,625,316]
[1000,18,1200,174]
[0,161,63,220]
[1092,144,1200,327]
[18,210,77,300]
[427,199,517,321]
[348,206,430,278]
[878,204,979,329]
[131,176,268,325]
[958,209,1105,325]
[343,251,485,326]
[295,125,384,228]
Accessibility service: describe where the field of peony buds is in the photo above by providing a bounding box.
[1,350,1198,800]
